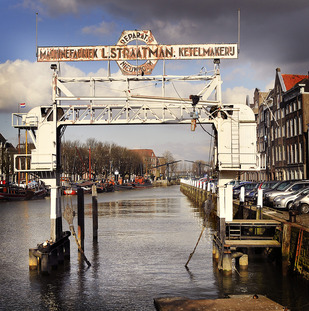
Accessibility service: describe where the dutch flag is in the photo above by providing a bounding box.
[20,103,26,108]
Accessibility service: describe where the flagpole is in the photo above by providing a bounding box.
[26,130,28,186]
[17,103,20,186]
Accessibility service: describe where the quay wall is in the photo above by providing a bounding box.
[180,181,309,280]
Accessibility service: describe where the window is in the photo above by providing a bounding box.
[283,124,285,137]
[299,116,302,134]
[283,145,286,161]
[272,147,275,165]
[294,118,297,136]
[299,143,302,163]
[298,99,301,110]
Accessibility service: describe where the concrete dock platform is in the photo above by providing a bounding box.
[154,294,286,310]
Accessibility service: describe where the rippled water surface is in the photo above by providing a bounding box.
[0,185,308,310]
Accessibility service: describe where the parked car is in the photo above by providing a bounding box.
[273,186,309,210]
[292,192,309,214]
[264,180,309,207]
[233,182,258,200]
[246,181,281,204]
[226,180,244,188]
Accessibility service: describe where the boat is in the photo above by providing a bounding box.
[132,177,153,188]
[114,183,134,191]
[0,184,45,201]
[32,188,48,199]
[63,188,77,195]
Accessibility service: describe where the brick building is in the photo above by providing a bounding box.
[129,149,158,178]
[255,68,309,181]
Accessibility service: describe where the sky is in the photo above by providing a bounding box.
[1,0,309,164]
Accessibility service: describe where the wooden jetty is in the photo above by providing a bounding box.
[213,219,282,273]
[154,294,286,310]
[225,219,281,247]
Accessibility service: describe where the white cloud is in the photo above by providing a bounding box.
[82,21,117,37]
[223,86,253,105]
[0,60,51,111]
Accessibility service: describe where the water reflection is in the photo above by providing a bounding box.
[0,186,308,310]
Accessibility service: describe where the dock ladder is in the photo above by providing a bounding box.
[231,110,240,168]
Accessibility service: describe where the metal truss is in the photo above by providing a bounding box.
[52,72,221,126]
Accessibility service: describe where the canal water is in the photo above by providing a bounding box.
[0,185,308,310]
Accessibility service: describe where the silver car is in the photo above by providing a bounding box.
[292,193,309,214]
[264,180,309,206]
[273,187,309,210]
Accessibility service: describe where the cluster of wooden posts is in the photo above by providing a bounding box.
[29,185,99,274]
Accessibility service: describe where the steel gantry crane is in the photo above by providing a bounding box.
[12,30,260,246]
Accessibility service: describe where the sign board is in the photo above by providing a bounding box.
[37,30,238,75]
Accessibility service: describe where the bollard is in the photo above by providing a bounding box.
[213,243,219,261]
[29,249,39,270]
[239,254,248,270]
[222,248,232,275]
[92,185,98,241]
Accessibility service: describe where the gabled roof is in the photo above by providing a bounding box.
[290,78,309,93]
[282,74,308,92]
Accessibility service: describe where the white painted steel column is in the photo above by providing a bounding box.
[257,188,263,208]
[50,180,62,242]
[217,171,237,219]
[240,186,245,203]
[225,184,233,222]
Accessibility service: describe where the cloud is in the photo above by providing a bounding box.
[0,60,51,112]
[0,60,88,112]
[0,58,253,115]
[223,86,253,105]
[20,0,309,82]
[82,21,117,37]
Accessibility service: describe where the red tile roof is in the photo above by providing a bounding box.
[282,74,308,91]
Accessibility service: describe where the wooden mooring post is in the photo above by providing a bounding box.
[77,188,85,251]
[92,185,98,241]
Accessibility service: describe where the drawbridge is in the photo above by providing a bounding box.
[12,30,260,246]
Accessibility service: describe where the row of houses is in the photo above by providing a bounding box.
[246,68,309,181]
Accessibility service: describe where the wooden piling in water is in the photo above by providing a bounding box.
[92,185,98,242]
[77,188,85,251]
